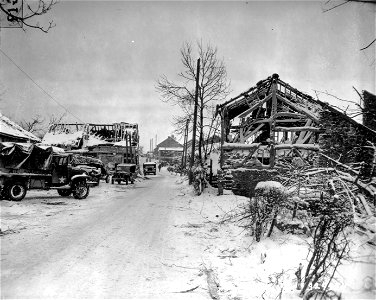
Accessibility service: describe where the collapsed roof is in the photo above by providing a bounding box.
[216,73,376,170]
[42,122,139,149]
[0,114,40,142]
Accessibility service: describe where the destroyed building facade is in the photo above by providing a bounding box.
[216,74,376,196]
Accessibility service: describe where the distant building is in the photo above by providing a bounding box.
[155,135,183,164]
[0,114,40,143]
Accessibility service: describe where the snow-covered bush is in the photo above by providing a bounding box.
[248,181,288,242]
[300,185,354,297]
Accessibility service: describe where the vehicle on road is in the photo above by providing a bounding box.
[71,155,108,185]
[111,163,137,185]
[0,143,90,201]
[143,162,157,175]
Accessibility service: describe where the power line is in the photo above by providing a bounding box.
[0,47,84,123]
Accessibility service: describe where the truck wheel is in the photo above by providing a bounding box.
[73,181,89,199]
[58,189,71,197]
[7,183,27,201]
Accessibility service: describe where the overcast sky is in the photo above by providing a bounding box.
[0,0,374,150]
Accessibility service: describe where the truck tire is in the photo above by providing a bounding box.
[72,180,89,199]
[58,189,72,197]
[7,182,27,201]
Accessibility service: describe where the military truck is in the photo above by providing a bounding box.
[0,143,90,201]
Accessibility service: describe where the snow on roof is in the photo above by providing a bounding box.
[42,131,83,147]
[113,140,132,147]
[158,147,183,151]
[0,113,40,142]
[86,135,109,147]
[42,131,109,147]
[156,136,183,149]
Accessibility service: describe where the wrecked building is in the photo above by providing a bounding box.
[42,122,140,168]
[216,74,376,197]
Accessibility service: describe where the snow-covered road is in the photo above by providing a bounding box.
[2,170,374,299]
[1,171,209,299]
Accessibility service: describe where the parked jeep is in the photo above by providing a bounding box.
[143,162,157,175]
[111,163,136,185]
[0,143,90,201]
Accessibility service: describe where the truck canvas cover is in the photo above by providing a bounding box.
[0,143,65,171]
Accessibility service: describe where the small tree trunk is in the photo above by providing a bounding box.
[295,263,303,290]
[267,211,278,237]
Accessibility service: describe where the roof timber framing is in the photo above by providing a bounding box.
[238,94,272,118]
[218,74,323,169]
[276,94,320,123]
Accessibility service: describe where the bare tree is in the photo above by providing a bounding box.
[20,114,44,136]
[47,112,66,129]
[19,112,66,139]
[0,0,57,33]
[314,88,376,122]
[156,41,231,162]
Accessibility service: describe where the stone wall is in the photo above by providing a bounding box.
[318,108,375,178]
[230,169,282,197]
[363,90,376,131]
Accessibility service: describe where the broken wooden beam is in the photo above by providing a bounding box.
[238,94,272,118]
[357,194,373,216]
[275,144,320,151]
[275,126,323,132]
[274,112,307,119]
[222,142,261,150]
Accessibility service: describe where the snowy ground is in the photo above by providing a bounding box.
[1,169,375,299]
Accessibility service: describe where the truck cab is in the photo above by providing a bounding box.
[0,143,90,201]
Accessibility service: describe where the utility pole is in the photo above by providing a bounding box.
[181,119,189,169]
[155,134,158,160]
[189,58,200,184]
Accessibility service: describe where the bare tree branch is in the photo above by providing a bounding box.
[0,0,57,33]
[360,38,376,51]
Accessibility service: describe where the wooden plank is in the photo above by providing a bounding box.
[222,142,261,150]
[301,131,313,144]
[357,194,373,216]
[275,119,306,123]
[238,94,272,118]
[297,120,312,143]
[275,126,322,132]
[276,94,320,123]
[240,126,244,143]
[275,144,320,151]
[220,110,225,168]
[270,81,278,167]
[243,123,265,140]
